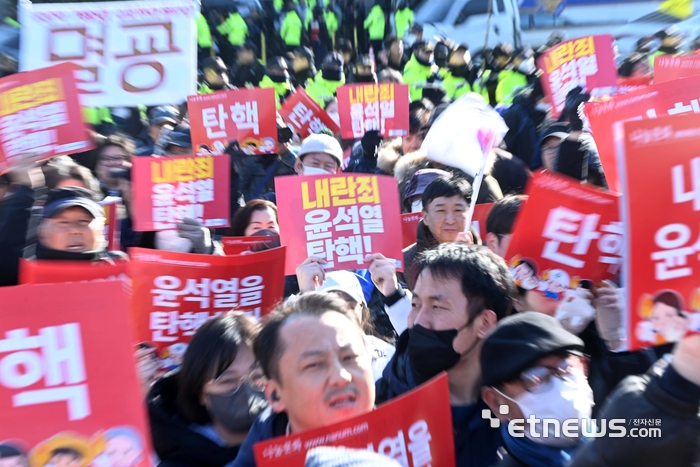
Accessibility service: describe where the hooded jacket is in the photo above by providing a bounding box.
[281,10,303,46]
[363,5,386,40]
[218,12,248,46]
[305,72,345,107]
[147,372,242,467]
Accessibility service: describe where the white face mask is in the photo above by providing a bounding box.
[327,111,340,127]
[155,230,193,253]
[497,373,593,447]
[411,200,423,213]
[518,57,536,75]
[302,165,333,176]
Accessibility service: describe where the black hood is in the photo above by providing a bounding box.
[147,371,241,467]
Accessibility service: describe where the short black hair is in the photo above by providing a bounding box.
[383,35,401,50]
[408,108,429,135]
[254,292,361,383]
[421,175,472,209]
[416,243,515,321]
[50,448,82,460]
[176,313,259,424]
[228,199,278,236]
[486,195,525,236]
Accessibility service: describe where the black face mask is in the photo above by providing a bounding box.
[450,64,471,79]
[415,53,434,67]
[407,318,479,384]
[268,73,289,83]
[322,69,343,81]
[207,383,268,433]
[353,73,376,83]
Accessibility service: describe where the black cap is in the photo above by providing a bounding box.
[266,56,288,70]
[149,106,179,126]
[322,52,344,69]
[200,56,227,72]
[355,54,374,69]
[404,169,450,202]
[164,124,192,149]
[480,312,584,386]
[0,443,24,459]
[43,186,104,220]
[241,40,260,56]
[409,23,423,33]
[293,46,314,62]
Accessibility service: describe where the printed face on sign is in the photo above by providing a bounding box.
[266,311,375,434]
[636,291,697,346]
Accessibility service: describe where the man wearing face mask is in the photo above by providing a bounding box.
[480,312,593,467]
[349,55,377,84]
[259,57,295,109]
[198,56,235,94]
[496,47,536,105]
[306,52,346,108]
[294,133,342,176]
[374,243,516,467]
[402,41,438,102]
[441,44,473,101]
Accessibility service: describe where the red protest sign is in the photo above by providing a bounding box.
[222,236,280,255]
[254,374,455,467]
[0,62,93,173]
[401,213,422,248]
[102,198,122,252]
[505,171,621,300]
[131,154,230,231]
[188,88,278,155]
[276,174,404,275]
[19,259,129,285]
[128,247,286,357]
[337,83,410,139]
[537,35,617,113]
[0,281,152,466]
[279,88,340,137]
[618,115,700,350]
[654,54,700,83]
[586,73,700,192]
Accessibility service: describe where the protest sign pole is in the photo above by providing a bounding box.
[464,130,495,232]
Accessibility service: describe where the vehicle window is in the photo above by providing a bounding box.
[497,0,505,13]
[455,0,492,25]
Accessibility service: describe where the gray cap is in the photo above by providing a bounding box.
[298,133,343,165]
[149,106,179,126]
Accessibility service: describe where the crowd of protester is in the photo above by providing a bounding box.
[1,0,700,466]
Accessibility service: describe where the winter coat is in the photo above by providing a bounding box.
[259,75,293,108]
[400,220,438,291]
[402,56,436,101]
[231,408,289,467]
[239,152,297,202]
[363,5,386,40]
[305,73,345,107]
[281,10,303,46]
[502,102,538,168]
[147,372,241,467]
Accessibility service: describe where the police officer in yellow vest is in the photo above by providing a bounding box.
[496,47,535,105]
[281,0,304,51]
[364,2,386,54]
[324,4,339,46]
[474,42,513,106]
[441,44,473,101]
[306,52,346,108]
[402,41,438,102]
[198,56,235,94]
[195,7,213,61]
[217,7,249,47]
[394,0,414,40]
[259,56,295,108]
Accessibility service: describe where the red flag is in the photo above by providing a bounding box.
[506,171,621,298]
[279,88,340,137]
[337,83,410,139]
[128,247,286,355]
[0,281,153,466]
[131,154,230,231]
[188,88,278,155]
[617,115,700,350]
[254,374,456,467]
[0,62,93,173]
[275,174,404,275]
[537,35,618,113]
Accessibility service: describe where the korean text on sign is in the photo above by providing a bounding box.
[279,89,340,137]
[131,154,230,231]
[254,374,456,467]
[129,247,286,355]
[0,63,92,172]
[0,281,152,465]
[188,87,278,156]
[537,35,617,113]
[276,174,404,275]
[337,83,410,139]
[618,115,700,351]
[19,0,197,107]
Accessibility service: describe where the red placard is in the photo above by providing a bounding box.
[654,54,700,83]
[102,198,122,252]
[400,203,493,248]
[337,83,410,139]
[222,236,280,255]
[537,35,617,114]
[505,171,621,299]
[275,174,404,275]
[131,154,230,231]
[19,260,129,286]
[188,88,278,155]
[0,281,152,466]
[254,374,455,467]
[279,88,340,137]
[618,115,700,350]
[128,247,286,357]
[586,73,700,192]
[0,62,93,173]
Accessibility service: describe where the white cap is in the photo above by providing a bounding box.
[319,270,366,305]
[548,269,570,287]
[298,133,343,166]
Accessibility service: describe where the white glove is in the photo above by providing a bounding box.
[593,280,625,349]
[177,217,212,254]
[555,287,596,335]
